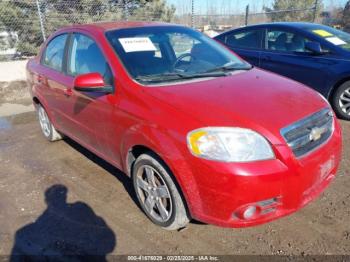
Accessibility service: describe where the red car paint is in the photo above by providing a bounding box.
[27,22,342,228]
[74,72,105,88]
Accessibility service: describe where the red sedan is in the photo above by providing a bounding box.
[27,22,342,230]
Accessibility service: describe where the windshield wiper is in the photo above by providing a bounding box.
[135,71,228,83]
[204,62,253,73]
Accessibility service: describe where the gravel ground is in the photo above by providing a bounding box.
[0,60,27,82]
[0,81,30,104]
[0,61,34,117]
[0,83,349,259]
[0,81,34,117]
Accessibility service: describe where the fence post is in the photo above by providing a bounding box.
[313,0,319,22]
[191,0,194,28]
[245,4,249,26]
[36,0,46,41]
[124,0,129,21]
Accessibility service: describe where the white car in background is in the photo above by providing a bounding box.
[0,31,18,60]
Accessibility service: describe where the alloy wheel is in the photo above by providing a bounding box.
[38,106,51,137]
[135,165,172,223]
[339,87,350,115]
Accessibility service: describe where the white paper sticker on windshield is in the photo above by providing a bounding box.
[118,37,156,53]
[326,37,347,46]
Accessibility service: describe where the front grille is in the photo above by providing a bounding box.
[281,108,334,158]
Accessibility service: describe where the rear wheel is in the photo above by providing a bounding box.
[332,81,350,120]
[37,104,62,142]
[132,153,189,230]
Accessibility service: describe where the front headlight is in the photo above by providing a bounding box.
[187,127,275,162]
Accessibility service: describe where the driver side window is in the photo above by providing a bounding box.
[267,30,311,52]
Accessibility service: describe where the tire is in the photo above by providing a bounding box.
[332,81,350,120]
[37,104,62,142]
[132,153,189,230]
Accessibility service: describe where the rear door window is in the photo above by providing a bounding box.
[41,34,68,72]
[225,29,264,50]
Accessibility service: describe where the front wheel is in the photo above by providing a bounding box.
[37,104,62,142]
[132,153,189,230]
[332,81,350,120]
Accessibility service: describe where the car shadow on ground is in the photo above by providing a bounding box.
[62,137,207,228]
[10,184,116,261]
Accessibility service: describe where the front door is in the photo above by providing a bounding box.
[259,28,331,93]
[64,33,118,157]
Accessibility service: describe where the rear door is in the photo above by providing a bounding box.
[217,28,264,66]
[38,33,72,131]
[259,27,331,92]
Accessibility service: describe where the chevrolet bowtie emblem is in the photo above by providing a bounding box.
[309,127,325,141]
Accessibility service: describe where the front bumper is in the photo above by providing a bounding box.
[181,120,342,228]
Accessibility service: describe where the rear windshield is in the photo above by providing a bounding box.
[105,26,250,84]
[307,25,350,51]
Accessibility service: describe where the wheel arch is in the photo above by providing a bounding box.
[31,94,58,127]
[127,144,192,219]
[32,96,40,105]
[328,77,350,101]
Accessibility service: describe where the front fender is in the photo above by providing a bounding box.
[120,124,203,217]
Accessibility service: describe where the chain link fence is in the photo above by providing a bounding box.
[190,1,323,36]
[0,0,176,61]
[0,0,347,61]
[192,6,319,28]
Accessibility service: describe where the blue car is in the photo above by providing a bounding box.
[214,22,350,120]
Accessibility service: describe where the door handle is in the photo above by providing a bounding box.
[64,88,73,97]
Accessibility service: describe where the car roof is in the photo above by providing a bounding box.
[251,22,318,28]
[59,21,178,33]
[223,22,325,32]
[215,22,329,37]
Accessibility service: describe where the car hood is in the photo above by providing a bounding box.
[144,68,330,144]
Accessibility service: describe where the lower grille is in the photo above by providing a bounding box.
[281,108,334,157]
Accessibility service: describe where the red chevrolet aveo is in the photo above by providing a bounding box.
[27,22,342,230]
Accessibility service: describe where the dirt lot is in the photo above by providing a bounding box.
[0,81,33,117]
[0,82,350,259]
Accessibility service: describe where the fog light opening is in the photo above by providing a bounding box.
[233,197,280,221]
[234,205,259,220]
[242,206,257,219]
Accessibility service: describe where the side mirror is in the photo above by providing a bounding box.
[74,73,113,93]
[305,42,324,55]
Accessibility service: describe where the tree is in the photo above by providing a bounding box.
[263,0,323,23]
[41,0,123,38]
[0,0,175,56]
[343,1,350,32]
[131,0,175,22]
[0,1,43,55]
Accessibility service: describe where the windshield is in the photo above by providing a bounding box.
[308,25,350,51]
[105,26,251,84]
